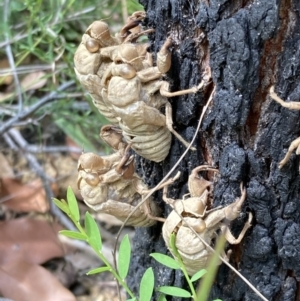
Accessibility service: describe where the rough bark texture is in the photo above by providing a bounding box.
[127,1,300,300]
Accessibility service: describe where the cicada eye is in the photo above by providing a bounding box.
[85,173,100,186]
[193,220,206,233]
[118,64,136,79]
[182,217,206,233]
[86,38,100,53]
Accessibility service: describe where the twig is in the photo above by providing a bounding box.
[114,85,268,301]
[3,132,18,150]
[0,63,68,75]
[7,128,76,231]
[3,0,23,114]
[0,80,74,135]
[113,85,215,265]
[185,217,268,301]
[24,145,82,154]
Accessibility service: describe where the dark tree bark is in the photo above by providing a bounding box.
[127,1,300,300]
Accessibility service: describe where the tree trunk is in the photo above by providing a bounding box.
[127,1,300,300]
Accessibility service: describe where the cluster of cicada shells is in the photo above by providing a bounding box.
[77,125,161,227]
[74,12,206,163]
[75,13,252,275]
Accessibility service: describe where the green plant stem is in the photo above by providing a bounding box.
[93,248,136,299]
[72,217,136,299]
[170,234,197,299]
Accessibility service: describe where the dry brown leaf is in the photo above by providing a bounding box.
[0,153,14,178]
[0,217,69,266]
[20,71,47,91]
[65,135,82,160]
[44,154,79,198]
[0,71,47,102]
[0,260,76,301]
[0,178,58,213]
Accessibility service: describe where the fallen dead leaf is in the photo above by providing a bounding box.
[0,153,14,178]
[0,178,58,213]
[0,218,75,301]
[45,154,79,199]
[0,261,76,301]
[20,71,47,91]
[0,217,69,266]
[65,135,82,160]
[0,71,47,102]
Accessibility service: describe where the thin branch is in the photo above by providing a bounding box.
[113,85,215,263]
[114,85,268,301]
[3,132,18,150]
[7,128,76,231]
[24,145,82,154]
[3,0,23,114]
[0,63,68,75]
[0,80,74,135]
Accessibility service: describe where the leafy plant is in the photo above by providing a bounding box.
[151,233,222,301]
[54,187,222,301]
[53,187,154,301]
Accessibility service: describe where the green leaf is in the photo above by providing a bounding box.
[191,269,207,282]
[67,187,80,221]
[213,299,223,301]
[86,266,110,275]
[59,230,87,240]
[150,253,180,270]
[53,198,70,215]
[126,299,137,301]
[139,268,154,301]
[118,234,131,279]
[157,294,167,301]
[55,119,96,152]
[157,286,191,298]
[84,212,102,251]
[10,1,26,11]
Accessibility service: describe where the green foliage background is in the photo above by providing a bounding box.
[0,0,143,151]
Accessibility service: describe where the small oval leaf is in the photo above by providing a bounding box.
[67,187,80,221]
[158,294,167,301]
[86,266,110,275]
[139,268,154,301]
[53,198,70,215]
[84,212,102,251]
[191,269,207,282]
[150,253,180,270]
[118,234,131,279]
[59,230,87,240]
[157,286,191,298]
